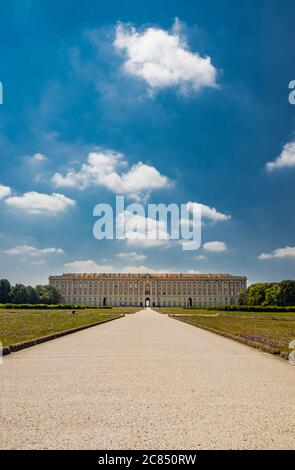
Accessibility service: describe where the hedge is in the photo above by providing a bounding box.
[0,303,113,310]
[205,305,295,312]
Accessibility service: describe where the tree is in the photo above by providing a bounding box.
[26,286,40,304]
[238,288,248,305]
[247,283,269,306]
[45,284,61,304]
[0,279,11,303]
[35,285,51,304]
[277,280,295,306]
[10,284,28,304]
[35,284,61,304]
[264,284,280,306]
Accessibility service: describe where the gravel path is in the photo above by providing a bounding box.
[1,308,294,450]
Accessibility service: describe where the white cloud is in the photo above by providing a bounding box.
[5,191,76,215]
[203,241,227,252]
[3,244,64,256]
[105,162,170,198]
[116,204,227,250]
[64,260,114,273]
[120,265,164,274]
[117,210,171,248]
[114,19,217,93]
[0,183,11,199]
[52,150,123,189]
[116,251,147,262]
[258,246,295,260]
[52,150,170,200]
[266,141,295,171]
[187,201,231,222]
[28,153,48,164]
[64,260,172,274]
[194,254,207,260]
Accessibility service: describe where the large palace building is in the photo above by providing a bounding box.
[49,273,247,308]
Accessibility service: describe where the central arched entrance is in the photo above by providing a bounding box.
[188,297,192,307]
[145,298,150,307]
[103,297,107,307]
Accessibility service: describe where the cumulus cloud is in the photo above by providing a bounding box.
[194,254,207,260]
[116,251,147,262]
[203,241,227,252]
[52,150,122,189]
[64,260,114,273]
[52,150,170,200]
[3,244,64,256]
[120,265,168,274]
[266,141,295,171]
[0,183,11,199]
[114,19,217,94]
[116,203,227,250]
[117,210,171,248]
[258,246,295,260]
[28,153,48,164]
[187,201,231,222]
[5,191,76,214]
[64,260,172,274]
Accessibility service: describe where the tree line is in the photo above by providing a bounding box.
[0,279,61,305]
[239,280,295,306]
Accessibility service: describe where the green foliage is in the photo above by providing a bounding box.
[0,279,11,303]
[26,286,40,304]
[35,285,51,304]
[264,284,280,306]
[0,279,62,306]
[35,284,61,304]
[10,284,28,304]
[247,283,270,306]
[235,280,295,308]
[0,303,113,310]
[45,284,61,304]
[276,280,295,306]
[206,305,295,312]
[238,288,248,305]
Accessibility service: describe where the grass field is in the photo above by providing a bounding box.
[0,307,137,347]
[156,308,295,357]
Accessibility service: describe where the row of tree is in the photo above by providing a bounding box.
[0,279,61,305]
[239,280,295,306]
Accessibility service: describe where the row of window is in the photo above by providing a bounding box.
[63,296,236,306]
[60,288,238,296]
[55,281,243,289]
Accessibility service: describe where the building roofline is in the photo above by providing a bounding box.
[49,272,247,280]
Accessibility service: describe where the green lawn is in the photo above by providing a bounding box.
[0,308,136,347]
[156,308,295,356]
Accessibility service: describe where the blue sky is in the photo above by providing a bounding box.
[0,0,295,286]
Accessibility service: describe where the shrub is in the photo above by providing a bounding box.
[206,305,295,312]
[0,303,113,310]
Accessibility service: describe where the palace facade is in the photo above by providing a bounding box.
[49,273,247,307]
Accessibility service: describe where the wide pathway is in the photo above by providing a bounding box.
[1,308,294,449]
